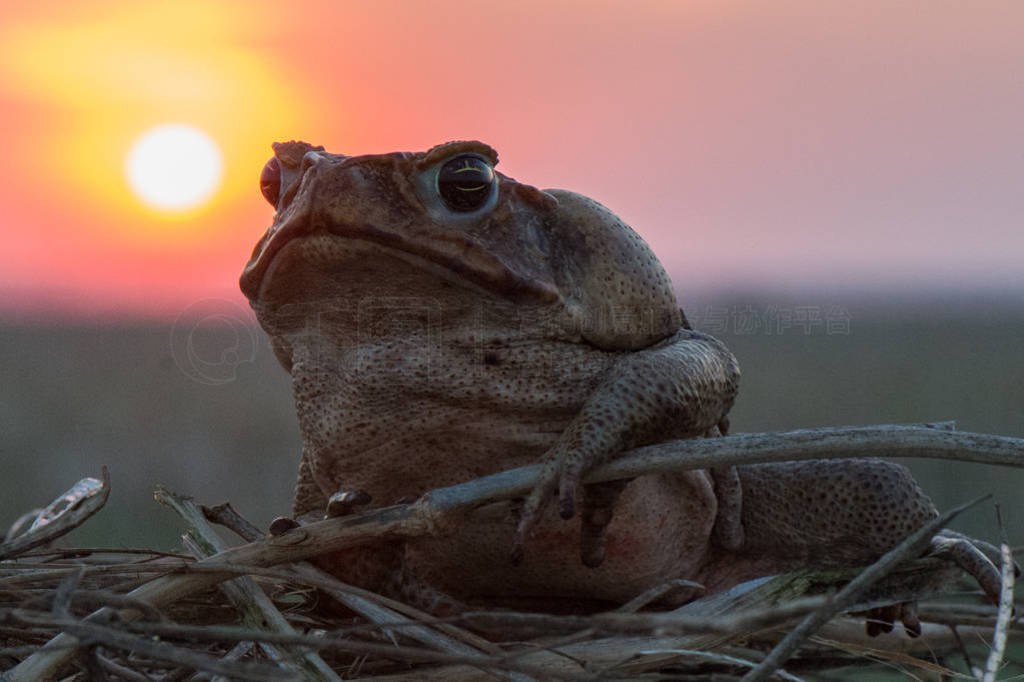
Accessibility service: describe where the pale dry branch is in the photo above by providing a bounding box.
[0,467,110,560]
[982,506,1016,682]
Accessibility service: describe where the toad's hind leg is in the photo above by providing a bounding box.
[735,459,939,565]
[733,459,1008,635]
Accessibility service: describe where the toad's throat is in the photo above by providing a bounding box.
[240,215,559,304]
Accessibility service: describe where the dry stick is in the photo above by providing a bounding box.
[51,567,84,619]
[97,651,164,682]
[459,596,828,641]
[584,423,1024,486]
[616,579,704,614]
[417,423,1024,515]
[0,467,110,560]
[0,561,193,588]
[801,632,961,679]
[741,495,989,682]
[635,648,805,682]
[204,640,256,682]
[158,488,340,682]
[53,618,294,682]
[981,505,1016,682]
[11,546,194,559]
[9,424,1024,680]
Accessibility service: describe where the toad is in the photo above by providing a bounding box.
[241,140,1003,629]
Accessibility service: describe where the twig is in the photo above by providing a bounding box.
[30,586,165,622]
[461,597,826,639]
[417,423,1024,514]
[616,579,704,613]
[803,632,965,679]
[0,561,193,588]
[0,468,111,560]
[96,651,158,682]
[203,640,256,682]
[741,495,989,682]
[982,505,1016,682]
[564,423,1024,489]
[61,618,295,681]
[10,547,194,560]
[51,567,83,618]
[638,648,805,681]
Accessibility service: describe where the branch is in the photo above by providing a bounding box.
[982,505,1016,682]
[0,468,110,560]
[420,422,1024,512]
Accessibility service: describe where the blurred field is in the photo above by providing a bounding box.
[1,292,1022,551]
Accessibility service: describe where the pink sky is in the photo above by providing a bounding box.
[1,1,1022,319]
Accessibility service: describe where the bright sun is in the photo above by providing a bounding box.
[126,124,223,212]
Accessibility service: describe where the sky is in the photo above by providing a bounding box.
[1,0,1022,319]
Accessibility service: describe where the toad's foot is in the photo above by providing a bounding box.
[861,602,923,637]
[859,530,1017,638]
[926,528,1018,603]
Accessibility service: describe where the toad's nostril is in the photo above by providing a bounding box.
[299,150,323,175]
[260,157,281,207]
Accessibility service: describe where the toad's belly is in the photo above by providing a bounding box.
[406,471,717,606]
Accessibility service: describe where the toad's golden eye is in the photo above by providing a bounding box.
[437,154,494,212]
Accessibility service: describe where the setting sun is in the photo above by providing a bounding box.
[126,124,222,212]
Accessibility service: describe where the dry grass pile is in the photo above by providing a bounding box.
[2,424,1022,680]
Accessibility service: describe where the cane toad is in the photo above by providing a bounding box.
[241,140,1003,626]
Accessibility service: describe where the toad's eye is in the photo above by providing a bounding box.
[260,157,281,207]
[437,154,495,212]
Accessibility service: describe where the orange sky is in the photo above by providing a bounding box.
[1,1,1022,319]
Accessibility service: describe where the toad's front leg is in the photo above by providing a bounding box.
[513,328,740,564]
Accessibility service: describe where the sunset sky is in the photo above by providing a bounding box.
[1,1,1022,319]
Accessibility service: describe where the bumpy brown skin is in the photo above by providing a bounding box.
[241,140,1001,618]
[700,460,939,590]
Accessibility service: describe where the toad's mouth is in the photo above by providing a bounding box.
[239,209,559,304]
